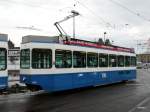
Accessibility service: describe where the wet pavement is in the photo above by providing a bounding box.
[1,69,150,112]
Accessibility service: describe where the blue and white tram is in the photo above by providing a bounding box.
[20,36,136,92]
[0,34,8,90]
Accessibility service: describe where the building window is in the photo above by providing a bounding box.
[125,56,130,67]
[99,53,108,67]
[0,48,7,70]
[109,54,117,67]
[73,51,86,68]
[32,49,52,69]
[131,56,136,66]
[118,55,124,67]
[55,50,72,68]
[87,52,98,67]
[20,49,30,69]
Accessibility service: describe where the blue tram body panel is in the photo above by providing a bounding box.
[53,74,72,91]
[20,70,136,92]
[0,76,8,90]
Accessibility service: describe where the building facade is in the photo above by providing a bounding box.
[8,40,20,86]
[137,53,150,63]
[8,48,20,75]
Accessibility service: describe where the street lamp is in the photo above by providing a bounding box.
[104,32,107,43]
[71,10,80,38]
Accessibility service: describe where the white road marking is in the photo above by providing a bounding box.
[125,84,145,86]
[137,106,146,109]
[128,97,150,112]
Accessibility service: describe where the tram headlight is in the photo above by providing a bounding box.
[22,77,26,81]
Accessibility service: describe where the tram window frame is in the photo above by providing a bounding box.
[32,48,52,69]
[117,55,125,67]
[125,56,130,67]
[131,56,136,66]
[20,49,30,69]
[55,49,72,68]
[0,48,7,70]
[87,52,98,67]
[73,51,86,68]
[99,53,108,67]
[109,54,117,67]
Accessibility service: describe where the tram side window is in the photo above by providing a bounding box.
[73,51,86,68]
[32,49,52,69]
[0,48,6,70]
[109,54,117,67]
[131,56,136,66]
[99,53,108,67]
[55,50,72,68]
[20,49,30,69]
[87,52,98,67]
[125,56,130,67]
[118,55,125,67]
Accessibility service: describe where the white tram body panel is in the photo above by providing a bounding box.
[21,42,136,75]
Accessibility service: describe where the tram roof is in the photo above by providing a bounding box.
[22,35,135,53]
[22,35,60,44]
[0,33,8,42]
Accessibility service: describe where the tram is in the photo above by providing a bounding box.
[20,35,136,92]
[0,34,8,90]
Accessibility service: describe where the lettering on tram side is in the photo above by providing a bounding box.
[78,74,84,77]
[32,81,37,84]
[101,73,107,79]
[0,85,6,87]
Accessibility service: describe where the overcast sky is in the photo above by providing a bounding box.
[0,0,150,52]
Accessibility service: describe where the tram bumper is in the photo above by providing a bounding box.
[20,74,53,91]
[0,76,8,90]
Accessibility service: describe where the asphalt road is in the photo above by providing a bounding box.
[1,69,150,112]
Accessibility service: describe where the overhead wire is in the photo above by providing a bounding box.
[0,0,57,33]
[0,0,51,10]
[74,0,112,27]
[1,0,112,27]
[108,0,150,22]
